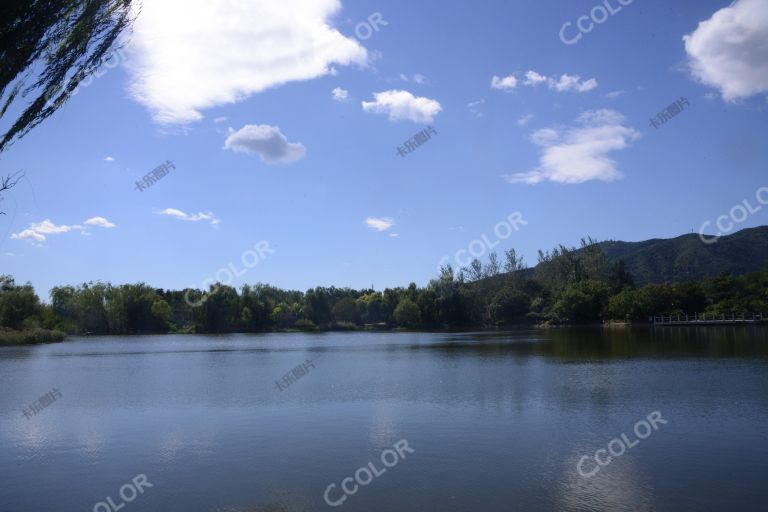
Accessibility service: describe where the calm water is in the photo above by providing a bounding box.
[2,328,768,512]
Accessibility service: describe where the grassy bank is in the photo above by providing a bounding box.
[0,327,66,346]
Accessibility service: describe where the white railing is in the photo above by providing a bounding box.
[651,313,764,324]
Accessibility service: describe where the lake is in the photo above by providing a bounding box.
[2,328,768,511]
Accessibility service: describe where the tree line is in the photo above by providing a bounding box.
[2,239,767,335]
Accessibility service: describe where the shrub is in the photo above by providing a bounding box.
[0,327,65,346]
[294,318,318,331]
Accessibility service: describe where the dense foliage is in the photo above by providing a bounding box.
[598,226,768,285]
[2,239,766,335]
[0,0,136,152]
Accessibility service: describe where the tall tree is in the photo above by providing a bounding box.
[485,252,500,277]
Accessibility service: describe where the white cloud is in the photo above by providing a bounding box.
[530,128,559,146]
[362,90,442,123]
[577,109,627,125]
[10,229,46,244]
[467,99,485,118]
[523,70,547,86]
[126,0,368,124]
[491,74,518,91]
[84,216,117,228]
[517,114,535,126]
[223,124,306,164]
[683,0,768,101]
[606,90,626,99]
[548,74,598,92]
[332,87,349,101]
[104,156,115,162]
[156,208,220,225]
[364,217,395,231]
[399,73,427,84]
[11,217,114,244]
[505,109,639,185]
[29,219,80,235]
[501,70,598,93]
[214,116,228,123]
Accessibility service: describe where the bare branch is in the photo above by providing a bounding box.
[0,171,24,215]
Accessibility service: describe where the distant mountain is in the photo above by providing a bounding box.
[597,226,768,285]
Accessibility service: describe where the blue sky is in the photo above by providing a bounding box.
[1,0,767,299]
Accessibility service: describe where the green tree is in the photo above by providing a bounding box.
[490,287,530,324]
[485,252,500,277]
[240,305,253,331]
[608,259,635,293]
[305,287,333,326]
[150,299,172,332]
[73,282,109,333]
[551,280,609,324]
[427,266,467,326]
[638,284,676,315]
[674,282,707,313]
[204,284,240,333]
[393,298,421,328]
[0,276,42,329]
[503,248,526,274]
[356,292,385,324]
[332,297,357,324]
[271,302,299,329]
[606,288,645,321]
[467,259,483,281]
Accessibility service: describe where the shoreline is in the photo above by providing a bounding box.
[7,321,767,347]
[0,328,65,347]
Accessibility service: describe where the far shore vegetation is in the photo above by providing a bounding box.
[0,327,64,346]
[1,239,767,345]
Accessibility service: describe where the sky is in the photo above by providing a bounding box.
[1,0,767,299]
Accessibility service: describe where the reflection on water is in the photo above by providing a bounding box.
[1,328,767,512]
[438,326,768,359]
[558,454,655,512]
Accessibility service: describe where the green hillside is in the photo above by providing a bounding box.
[597,226,768,285]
